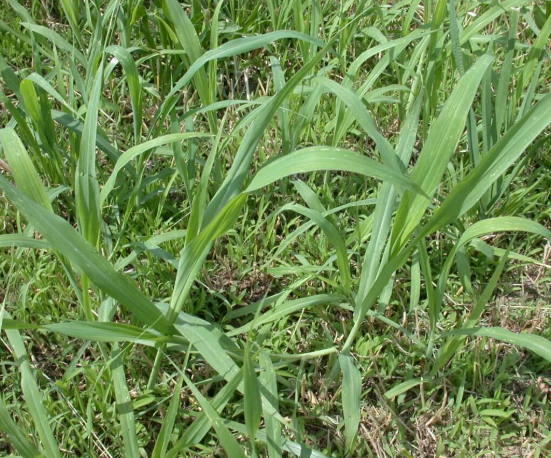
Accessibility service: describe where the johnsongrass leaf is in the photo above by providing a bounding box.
[313,76,399,169]
[338,355,361,453]
[243,344,262,446]
[0,397,42,458]
[384,378,424,400]
[391,55,494,252]
[182,374,247,458]
[100,133,212,205]
[203,41,334,226]
[153,30,326,129]
[456,218,551,249]
[424,92,551,234]
[76,62,103,245]
[165,368,244,457]
[21,22,86,65]
[0,234,51,249]
[259,352,282,458]
[4,313,61,458]
[168,194,247,321]
[0,128,51,211]
[151,372,185,458]
[104,46,143,141]
[0,174,175,336]
[246,146,421,194]
[44,322,162,345]
[111,346,140,458]
[444,327,551,365]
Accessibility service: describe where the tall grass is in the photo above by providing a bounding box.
[1,0,551,456]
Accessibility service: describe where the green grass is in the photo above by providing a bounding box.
[1,0,551,456]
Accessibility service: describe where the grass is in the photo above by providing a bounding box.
[0,0,551,456]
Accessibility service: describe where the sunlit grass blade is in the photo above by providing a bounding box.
[153,31,325,130]
[111,345,140,458]
[391,54,493,252]
[0,128,51,210]
[244,343,262,452]
[444,327,551,365]
[0,234,51,249]
[339,354,361,453]
[246,146,420,194]
[21,22,86,65]
[260,352,282,458]
[4,316,61,458]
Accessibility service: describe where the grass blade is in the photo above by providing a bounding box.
[246,146,420,194]
[391,55,494,252]
[338,355,361,452]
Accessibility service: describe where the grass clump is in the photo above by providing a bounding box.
[1,0,551,456]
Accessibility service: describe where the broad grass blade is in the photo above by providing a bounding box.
[338,355,361,453]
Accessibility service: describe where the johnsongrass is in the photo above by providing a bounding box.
[1,0,551,456]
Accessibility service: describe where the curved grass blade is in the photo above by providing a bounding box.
[100,132,212,205]
[246,146,420,194]
[0,234,51,250]
[444,327,551,365]
[21,22,86,65]
[153,31,326,130]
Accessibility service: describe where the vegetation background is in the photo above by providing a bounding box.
[0,0,551,456]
